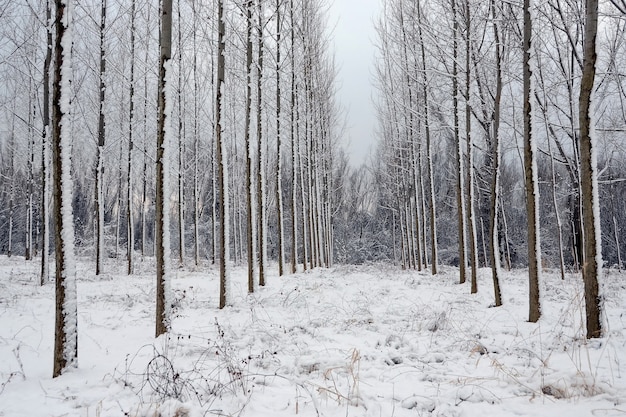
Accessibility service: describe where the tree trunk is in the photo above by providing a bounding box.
[464,0,478,293]
[579,0,603,338]
[40,0,52,285]
[275,0,286,276]
[155,0,173,336]
[177,0,185,267]
[489,0,503,307]
[95,0,107,275]
[126,0,136,275]
[216,0,229,308]
[289,0,298,274]
[453,0,467,283]
[245,0,256,292]
[257,0,267,286]
[524,0,541,322]
[52,0,77,377]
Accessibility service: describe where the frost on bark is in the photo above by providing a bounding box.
[524,0,541,322]
[156,0,173,336]
[275,0,286,276]
[579,0,603,338]
[216,0,230,309]
[95,0,107,276]
[257,0,267,286]
[41,0,53,285]
[452,0,467,284]
[245,0,256,292]
[126,0,136,276]
[489,0,503,307]
[52,0,78,378]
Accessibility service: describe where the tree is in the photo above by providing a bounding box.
[488,0,503,307]
[156,0,173,337]
[95,0,107,276]
[126,0,137,275]
[216,0,229,308]
[579,0,602,338]
[244,0,256,292]
[52,0,78,378]
[41,0,53,285]
[275,0,286,276]
[452,0,468,284]
[524,0,541,322]
[257,0,267,286]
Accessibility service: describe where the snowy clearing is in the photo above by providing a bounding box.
[1,256,625,416]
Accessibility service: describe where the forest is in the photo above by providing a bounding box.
[0,0,625,403]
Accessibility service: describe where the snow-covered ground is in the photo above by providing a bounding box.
[1,255,625,416]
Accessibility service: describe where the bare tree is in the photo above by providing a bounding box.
[41,0,53,285]
[52,0,77,378]
[579,0,602,338]
[275,0,286,276]
[245,0,256,292]
[216,0,230,308]
[126,0,137,275]
[95,0,107,276]
[524,0,541,322]
[488,0,503,307]
[156,0,173,336]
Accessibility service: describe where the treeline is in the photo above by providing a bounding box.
[0,0,345,281]
[373,0,624,336]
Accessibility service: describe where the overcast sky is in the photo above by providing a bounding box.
[327,0,382,167]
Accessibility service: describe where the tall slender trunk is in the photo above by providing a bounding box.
[192,0,200,267]
[453,0,467,283]
[156,0,173,336]
[216,0,229,308]
[464,0,478,293]
[126,0,136,275]
[257,0,266,286]
[289,0,298,274]
[524,0,541,322]
[489,0,503,307]
[40,0,53,285]
[95,0,107,275]
[275,0,285,276]
[52,0,77,377]
[245,0,256,291]
[177,0,185,267]
[141,10,150,258]
[579,0,602,338]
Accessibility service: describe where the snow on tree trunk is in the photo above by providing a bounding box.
[489,0,503,307]
[524,0,542,323]
[216,0,230,308]
[155,0,173,337]
[579,0,603,339]
[52,0,77,378]
[289,0,298,274]
[452,0,467,284]
[95,0,107,275]
[275,0,286,276]
[126,0,136,276]
[245,0,256,292]
[41,0,53,285]
[257,0,267,286]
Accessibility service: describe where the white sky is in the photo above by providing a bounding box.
[327,0,382,167]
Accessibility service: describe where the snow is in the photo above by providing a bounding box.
[1,256,625,417]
